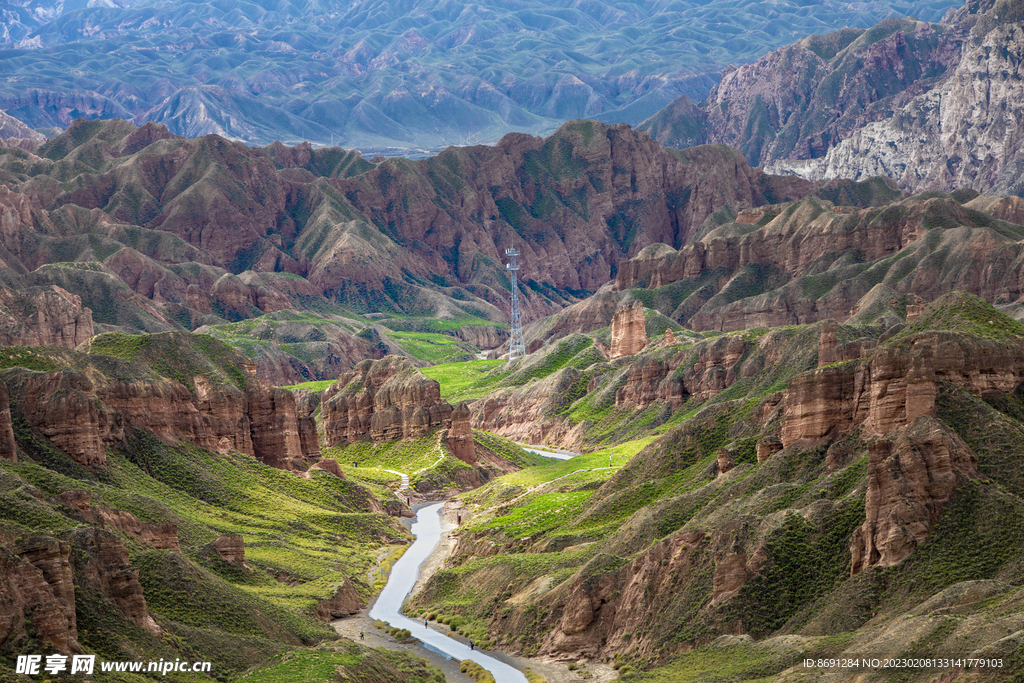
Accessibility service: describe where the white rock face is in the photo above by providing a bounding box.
[770,22,1024,195]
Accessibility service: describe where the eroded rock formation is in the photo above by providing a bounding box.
[2,365,316,472]
[5,368,114,466]
[850,417,978,574]
[0,285,94,348]
[782,330,1024,445]
[322,356,452,445]
[543,530,710,661]
[4,535,80,653]
[210,534,246,567]
[70,527,162,636]
[314,579,366,621]
[642,1,1022,196]
[0,379,16,462]
[248,385,305,470]
[609,302,648,359]
[56,490,180,551]
[445,401,476,465]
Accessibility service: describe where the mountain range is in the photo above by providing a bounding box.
[639,0,1024,196]
[3,1,1024,681]
[1,0,963,153]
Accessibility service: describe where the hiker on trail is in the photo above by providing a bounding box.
[470,640,475,650]
[359,631,364,640]
[424,620,428,628]
[457,513,462,525]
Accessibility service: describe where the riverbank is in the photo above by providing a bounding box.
[333,499,617,683]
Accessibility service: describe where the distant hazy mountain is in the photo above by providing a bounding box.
[639,0,1024,195]
[1,0,961,153]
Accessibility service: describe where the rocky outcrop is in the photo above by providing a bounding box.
[306,458,345,479]
[247,385,305,470]
[480,330,762,445]
[608,189,1024,333]
[296,391,322,461]
[456,325,508,349]
[716,448,733,476]
[0,285,94,348]
[444,401,476,465]
[850,417,978,574]
[615,356,686,410]
[322,356,452,446]
[641,2,1022,196]
[472,367,588,447]
[210,534,246,567]
[56,490,180,551]
[782,328,1024,446]
[542,530,710,660]
[70,527,162,636]
[314,579,365,621]
[0,379,16,462]
[609,302,648,359]
[4,364,313,471]
[614,194,924,300]
[711,550,749,604]
[3,535,80,654]
[756,437,782,462]
[5,368,115,466]
[776,14,1024,196]
[0,111,46,142]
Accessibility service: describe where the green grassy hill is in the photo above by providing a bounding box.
[408,293,1024,682]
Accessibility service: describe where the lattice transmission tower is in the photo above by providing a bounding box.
[505,247,526,361]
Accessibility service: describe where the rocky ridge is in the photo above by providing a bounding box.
[640,0,1024,196]
[411,290,1024,680]
[596,189,1024,334]
[322,356,454,446]
[0,332,319,472]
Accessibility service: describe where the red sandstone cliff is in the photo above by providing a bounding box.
[2,364,317,472]
[70,527,162,636]
[0,285,94,348]
[322,356,453,446]
[2,535,80,654]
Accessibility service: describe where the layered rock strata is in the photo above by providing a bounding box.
[642,1,1023,195]
[0,379,16,462]
[779,295,1022,573]
[70,527,162,636]
[772,11,1024,196]
[781,331,1024,445]
[210,534,246,567]
[322,356,452,445]
[2,366,316,471]
[609,302,648,359]
[850,417,978,574]
[611,191,1024,333]
[0,285,94,348]
[56,490,180,551]
[444,401,476,465]
[542,530,710,660]
[477,331,764,447]
[4,535,80,653]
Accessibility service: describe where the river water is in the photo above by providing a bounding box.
[369,502,528,683]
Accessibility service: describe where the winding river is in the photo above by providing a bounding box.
[369,502,528,683]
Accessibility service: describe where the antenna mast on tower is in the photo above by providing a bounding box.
[505,246,526,361]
